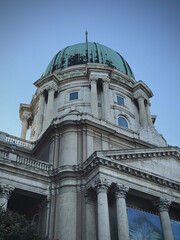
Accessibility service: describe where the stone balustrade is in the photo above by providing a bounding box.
[16,155,53,171]
[0,131,34,149]
[0,148,53,172]
[0,149,9,159]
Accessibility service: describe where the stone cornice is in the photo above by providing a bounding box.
[74,147,180,191]
[133,80,153,99]
[19,104,31,121]
[34,73,59,88]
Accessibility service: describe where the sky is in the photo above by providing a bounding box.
[0,0,180,147]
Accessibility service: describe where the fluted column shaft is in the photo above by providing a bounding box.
[137,97,148,127]
[146,102,153,126]
[115,184,130,240]
[90,79,98,117]
[0,184,14,210]
[93,178,111,240]
[103,79,110,121]
[36,92,45,136]
[154,198,173,240]
[45,88,55,128]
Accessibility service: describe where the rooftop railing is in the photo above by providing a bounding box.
[0,148,53,172]
[0,131,35,149]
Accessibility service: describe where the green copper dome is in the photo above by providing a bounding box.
[43,42,135,79]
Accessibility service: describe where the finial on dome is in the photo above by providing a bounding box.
[85,30,88,43]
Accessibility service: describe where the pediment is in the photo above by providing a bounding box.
[121,156,180,183]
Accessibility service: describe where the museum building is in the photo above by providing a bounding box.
[0,40,180,240]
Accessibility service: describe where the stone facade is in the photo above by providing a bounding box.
[0,46,179,240]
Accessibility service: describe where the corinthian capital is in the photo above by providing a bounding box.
[114,184,129,199]
[46,84,57,92]
[92,178,111,194]
[21,111,31,122]
[89,77,98,84]
[153,197,172,212]
[0,184,15,200]
[102,77,110,83]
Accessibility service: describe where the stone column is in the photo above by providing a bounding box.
[145,101,153,126]
[115,184,130,240]
[36,91,45,137]
[45,87,55,128]
[137,96,148,127]
[102,78,111,121]
[90,78,98,118]
[20,112,30,139]
[92,178,111,240]
[0,184,14,210]
[153,198,173,240]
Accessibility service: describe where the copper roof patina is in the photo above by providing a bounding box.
[43,42,135,79]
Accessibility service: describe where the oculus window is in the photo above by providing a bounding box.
[117,96,124,105]
[118,117,128,128]
[69,92,78,101]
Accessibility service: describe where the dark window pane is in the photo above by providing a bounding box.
[118,117,128,128]
[117,96,124,105]
[70,92,78,100]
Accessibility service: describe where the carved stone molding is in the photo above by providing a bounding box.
[92,178,111,194]
[74,148,180,191]
[0,184,15,199]
[153,197,172,212]
[115,184,129,199]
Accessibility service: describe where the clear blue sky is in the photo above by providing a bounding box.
[0,0,180,147]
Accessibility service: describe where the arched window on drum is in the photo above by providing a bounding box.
[118,116,128,128]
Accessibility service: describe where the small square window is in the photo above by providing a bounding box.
[117,96,124,105]
[69,92,78,100]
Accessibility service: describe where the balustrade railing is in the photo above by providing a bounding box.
[0,131,34,149]
[0,149,9,159]
[0,147,52,172]
[16,155,53,171]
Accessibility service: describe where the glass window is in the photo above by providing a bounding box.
[118,117,128,128]
[117,96,124,105]
[69,92,78,100]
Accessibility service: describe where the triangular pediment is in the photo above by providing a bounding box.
[121,156,180,183]
[91,147,180,185]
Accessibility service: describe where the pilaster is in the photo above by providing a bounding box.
[36,91,45,137]
[145,101,153,126]
[89,77,98,118]
[44,85,56,128]
[102,78,111,121]
[137,96,148,127]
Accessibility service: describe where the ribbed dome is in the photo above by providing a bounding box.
[43,42,135,79]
